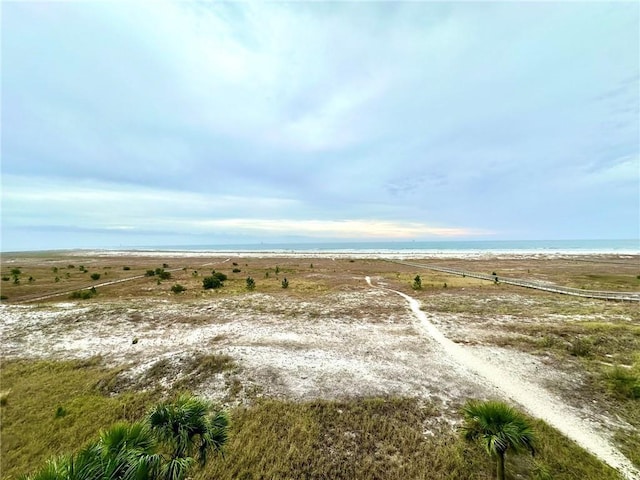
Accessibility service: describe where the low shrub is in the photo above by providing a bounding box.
[246,277,255,291]
[171,284,186,294]
[412,275,422,290]
[281,278,289,289]
[145,270,155,277]
[123,266,131,271]
[90,273,101,281]
[213,271,228,282]
[2,276,9,281]
[605,365,640,399]
[232,268,241,273]
[203,276,222,290]
[70,289,96,300]
[568,338,592,357]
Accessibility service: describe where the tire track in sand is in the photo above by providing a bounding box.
[365,276,639,480]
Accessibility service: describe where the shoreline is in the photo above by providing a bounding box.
[64,249,640,260]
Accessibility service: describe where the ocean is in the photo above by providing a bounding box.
[127,239,639,256]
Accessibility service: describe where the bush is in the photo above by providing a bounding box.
[246,277,255,291]
[54,277,60,282]
[145,269,156,277]
[412,275,422,290]
[605,366,640,399]
[2,276,9,281]
[232,262,238,266]
[232,268,241,273]
[70,289,96,300]
[0,295,8,301]
[212,271,228,282]
[90,273,101,281]
[158,271,171,280]
[123,266,131,271]
[162,263,169,268]
[171,284,186,294]
[568,338,592,357]
[52,267,58,273]
[10,268,21,276]
[67,264,75,269]
[281,278,289,289]
[28,276,35,283]
[203,276,222,290]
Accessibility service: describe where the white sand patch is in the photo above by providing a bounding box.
[365,276,639,480]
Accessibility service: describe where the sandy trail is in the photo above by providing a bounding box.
[365,276,640,480]
[15,259,232,304]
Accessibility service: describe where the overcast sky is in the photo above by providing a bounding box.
[2,1,638,251]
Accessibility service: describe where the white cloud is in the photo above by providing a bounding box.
[1,1,638,249]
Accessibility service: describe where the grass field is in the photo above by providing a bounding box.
[1,359,623,480]
[1,251,638,479]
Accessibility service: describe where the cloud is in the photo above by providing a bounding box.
[1,1,638,249]
[195,219,486,239]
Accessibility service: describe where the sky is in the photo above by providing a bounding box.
[1,1,639,251]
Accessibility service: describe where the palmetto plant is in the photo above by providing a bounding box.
[148,395,229,476]
[22,396,229,480]
[21,423,160,480]
[461,400,536,480]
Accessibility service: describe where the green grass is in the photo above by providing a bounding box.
[0,359,156,479]
[1,360,628,480]
[198,398,621,480]
[567,274,640,291]
[615,429,640,468]
[200,398,492,480]
[498,321,640,365]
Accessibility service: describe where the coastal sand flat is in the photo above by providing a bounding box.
[1,252,639,478]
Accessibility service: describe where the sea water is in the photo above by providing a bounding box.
[128,239,639,256]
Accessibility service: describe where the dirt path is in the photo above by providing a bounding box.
[14,259,232,304]
[365,276,640,480]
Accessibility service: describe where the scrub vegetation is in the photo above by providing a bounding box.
[1,252,638,479]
